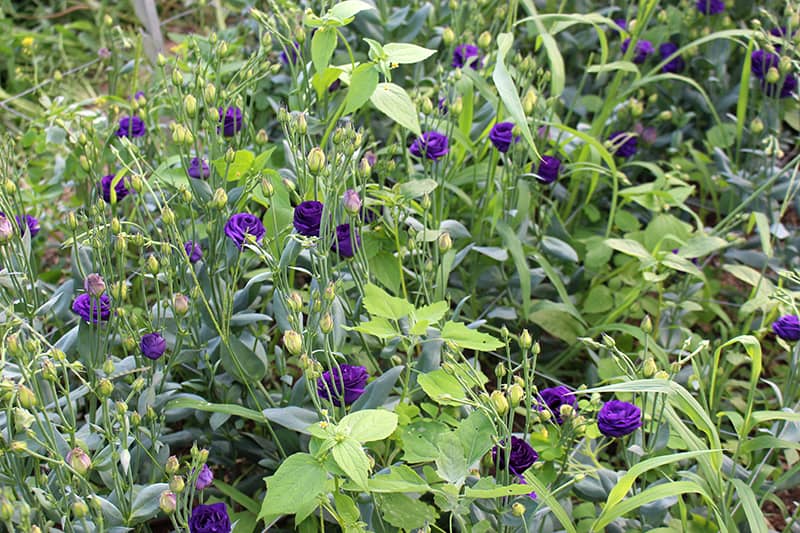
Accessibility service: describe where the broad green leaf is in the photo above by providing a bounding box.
[435,432,467,487]
[383,43,436,64]
[263,406,320,434]
[129,483,169,522]
[465,484,539,499]
[344,64,379,114]
[364,465,430,493]
[454,410,495,466]
[312,67,344,98]
[219,336,267,382]
[349,317,400,339]
[732,480,768,533]
[311,28,337,73]
[605,238,652,261]
[398,178,437,198]
[370,82,421,135]
[678,235,728,258]
[339,409,399,443]
[165,397,263,422]
[260,453,327,518]
[213,150,255,182]
[493,33,538,158]
[332,438,371,490]
[440,321,504,351]
[417,369,468,406]
[375,493,438,530]
[593,481,711,530]
[412,301,449,324]
[330,0,374,21]
[363,283,414,319]
[351,366,405,410]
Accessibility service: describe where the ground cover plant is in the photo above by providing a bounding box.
[1,0,800,531]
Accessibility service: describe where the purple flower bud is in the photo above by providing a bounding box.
[224,213,266,249]
[66,447,92,475]
[115,115,146,138]
[189,503,231,533]
[452,44,480,69]
[488,121,518,153]
[492,436,538,475]
[608,131,638,158]
[293,201,324,237]
[72,293,111,324]
[6,214,40,237]
[534,156,561,184]
[773,315,800,341]
[280,41,301,66]
[184,241,203,263]
[410,131,449,161]
[84,274,106,297]
[597,400,642,437]
[332,223,360,258]
[98,47,111,59]
[140,332,167,360]
[658,43,685,73]
[621,38,654,64]
[100,174,131,203]
[188,157,210,179]
[317,364,369,405]
[195,463,214,491]
[218,106,243,137]
[696,0,724,15]
[0,214,13,243]
[343,189,363,215]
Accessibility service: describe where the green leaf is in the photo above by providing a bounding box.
[260,453,327,519]
[312,67,344,99]
[332,438,371,490]
[412,301,449,324]
[440,321,504,351]
[129,483,169,523]
[339,409,399,442]
[383,43,436,64]
[213,150,255,182]
[219,336,267,382]
[493,33,538,158]
[605,238,653,261]
[517,1,565,96]
[330,0,375,21]
[417,369,466,406]
[678,235,728,258]
[363,283,414,319]
[400,420,448,462]
[732,480,768,533]
[435,432,468,487]
[497,221,531,316]
[344,64,379,114]
[351,366,405,410]
[454,410,495,466]
[375,494,438,530]
[349,317,400,339]
[215,480,261,515]
[465,483,539,499]
[165,397,264,422]
[522,473,578,533]
[370,82,421,135]
[398,178,437,198]
[363,465,430,493]
[593,481,711,530]
[263,406,320,434]
[311,28,337,73]
[706,123,737,148]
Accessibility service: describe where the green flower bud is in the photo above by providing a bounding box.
[519,329,532,350]
[766,67,780,84]
[172,69,184,86]
[67,447,92,475]
[97,379,114,399]
[307,147,326,175]
[295,113,308,135]
[146,255,160,275]
[0,499,13,521]
[750,117,764,133]
[173,293,189,316]
[478,31,492,49]
[508,383,524,406]
[161,208,175,225]
[184,94,197,117]
[286,291,303,312]
[159,490,177,514]
[421,97,434,115]
[643,357,658,378]
[511,502,525,516]
[442,27,455,46]
[256,129,269,145]
[438,232,452,252]
[17,385,36,409]
[319,313,334,334]
[641,315,653,334]
[169,475,185,493]
[654,370,670,380]
[490,390,509,415]
[283,330,303,356]
[211,187,228,209]
[71,500,89,519]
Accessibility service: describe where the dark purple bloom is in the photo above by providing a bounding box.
[100,174,130,203]
[751,50,779,80]
[773,315,800,341]
[115,115,146,138]
[224,213,266,249]
[597,400,642,438]
[609,131,637,158]
[332,223,360,258]
[696,0,724,14]
[140,332,166,360]
[279,41,301,66]
[72,293,111,324]
[535,156,561,184]
[489,122,518,153]
[452,44,480,69]
[761,74,798,99]
[328,79,341,92]
[293,201,324,237]
[188,502,231,533]
[317,364,369,406]
[492,436,538,475]
[195,464,214,491]
[15,214,40,237]
[659,43,685,73]
[188,157,210,179]
[218,107,243,137]
[538,386,577,424]
[410,131,449,161]
[621,38,654,64]
[184,241,203,263]
[612,19,628,34]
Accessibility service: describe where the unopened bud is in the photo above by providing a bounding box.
[307,147,326,175]
[18,385,36,409]
[438,232,452,252]
[146,255,159,275]
[67,447,92,475]
[286,291,303,312]
[319,313,334,334]
[643,357,657,378]
[169,475,185,493]
[654,370,670,380]
[442,27,455,46]
[71,500,89,519]
[343,189,362,215]
[159,491,177,514]
[256,129,269,145]
[519,330,532,350]
[508,383,524,406]
[641,315,652,334]
[490,390,509,415]
[295,113,308,135]
[173,293,189,316]
[97,379,114,399]
[766,67,780,84]
[283,330,303,356]
[184,94,197,117]
[211,187,228,209]
[750,117,764,133]
[511,502,525,517]
[478,31,492,49]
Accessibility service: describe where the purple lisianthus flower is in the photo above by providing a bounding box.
[452,44,480,69]
[535,156,561,184]
[15,214,40,237]
[225,213,266,249]
[438,97,448,114]
[100,174,130,203]
[279,41,301,66]
[751,50,779,80]
[293,201,324,237]
[218,106,243,137]
[773,315,800,341]
[538,386,577,424]
[696,0,724,15]
[609,131,638,158]
[195,464,214,491]
[597,400,642,438]
[492,436,538,475]
[410,131,449,161]
[489,122,518,153]
[332,223,360,258]
[115,115,146,138]
[328,79,341,92]
[188,157,210,179]
[612,18,628,35]
[140,332,166,360]
[659,43,685,73]
[184,241,203,263]
[188,502,231,533]
[317,364,369,406]
[621,38,654,64]
[72,293,111,324]
[761,74,798,99]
